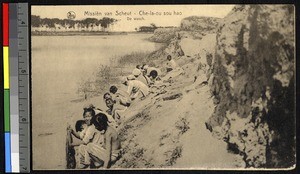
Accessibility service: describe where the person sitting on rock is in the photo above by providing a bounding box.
[147,70,166,95]
[122,75,150,100]
[86,113,121,168]
[109,85,131,107]
[166,55,178,72]
[141,64,148,76]
[84,103,106,114]
[84,103,118,130]
[69,108,95,142]
[68,107,98,169]
[147,66,161,77]
[142,65,162,84]
[103,93,114,115]
[163,55,184,81]
[109,85,130,124]
[103,92,112,100]
[147,69,162,85]
[132,65,142,76]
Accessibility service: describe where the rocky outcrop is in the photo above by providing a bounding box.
[206,5,295,168]
[180,16,220,33]
[178,16,221,40]
[148,28,180,43]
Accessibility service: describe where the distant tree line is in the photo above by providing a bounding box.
[31,15,118,31]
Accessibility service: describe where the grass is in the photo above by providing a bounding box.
[77,64,122,98]
[164,145,183,166]
[175,117,190,135]
[118,146,154,168]
[159,133,171,146]
[77,49,165,99]
[118,124,134,142]
[117,51,152,66]
[132,148,145,159]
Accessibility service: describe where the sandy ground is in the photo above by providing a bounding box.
[112,74,242,169]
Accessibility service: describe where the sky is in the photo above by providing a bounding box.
[32,5,235,31]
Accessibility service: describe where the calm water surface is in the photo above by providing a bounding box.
[32,33,161,107]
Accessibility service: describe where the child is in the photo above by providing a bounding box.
[68,107,97,168]
[75,120,88,140]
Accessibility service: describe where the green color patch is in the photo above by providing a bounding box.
[4,89,10,132]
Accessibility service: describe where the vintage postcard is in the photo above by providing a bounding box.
[31,4,295,170]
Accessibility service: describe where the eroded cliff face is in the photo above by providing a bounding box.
[148,28,180,43]
[206,5,295,168]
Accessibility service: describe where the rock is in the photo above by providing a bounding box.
[148,28,180,43]
[207,5,295,168]
[180,16,221,33]
[163,93,183,101]
[165,39,185,58]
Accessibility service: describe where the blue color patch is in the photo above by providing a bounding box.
[5,132,11,172]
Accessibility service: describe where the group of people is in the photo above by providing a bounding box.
[67,55,182,169]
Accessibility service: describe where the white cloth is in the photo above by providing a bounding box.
[127,80,149,97]
[136,75,149,86]
[82,125,102,144]
[168,59,178,70]
[132,68,142,76]
[115,89,131,105]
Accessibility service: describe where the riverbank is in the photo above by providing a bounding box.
[110,32,244,168]
[32,12,244,169]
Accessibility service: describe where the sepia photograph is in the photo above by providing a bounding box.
[31,4,295,170]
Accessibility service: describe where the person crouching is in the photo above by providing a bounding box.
[122,75,149,100]
[86,113,121,168]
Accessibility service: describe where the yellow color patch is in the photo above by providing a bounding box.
[3,47,9,89]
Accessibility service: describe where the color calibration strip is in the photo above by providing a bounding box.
[3,3,29,172]
[10,3,20,172]
[3,2,12,173]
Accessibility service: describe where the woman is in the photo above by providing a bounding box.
[68,107,101,168]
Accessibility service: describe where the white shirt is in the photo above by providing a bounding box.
[169,59,178,69]
[127,80,150,96]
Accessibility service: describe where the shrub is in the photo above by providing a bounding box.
[164,145,183,166]
[175,117,190,134]
[117,51,151,66]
